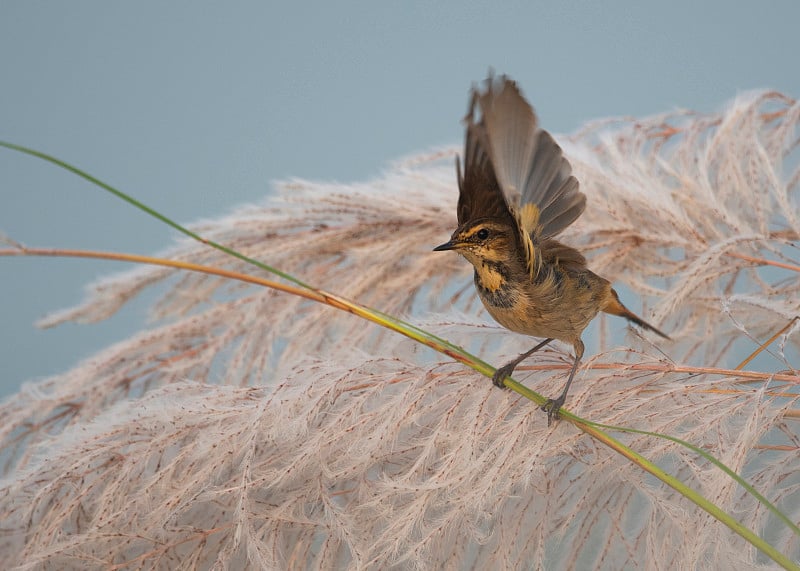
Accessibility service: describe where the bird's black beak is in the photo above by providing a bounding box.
[433,240,457,251]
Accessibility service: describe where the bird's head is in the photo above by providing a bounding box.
[433,219,517,267]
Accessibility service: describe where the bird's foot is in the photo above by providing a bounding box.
[541,396,565,426]
[491,363,516,388]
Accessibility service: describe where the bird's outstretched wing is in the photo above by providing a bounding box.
[456,98,515,229]
[467,75,586,276]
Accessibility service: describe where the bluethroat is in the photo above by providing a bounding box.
[434,75,669,424]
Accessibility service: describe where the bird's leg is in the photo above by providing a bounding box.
[492,338,554,388]
[542,339,585,425]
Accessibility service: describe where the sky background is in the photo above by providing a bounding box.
[2,2,799,397]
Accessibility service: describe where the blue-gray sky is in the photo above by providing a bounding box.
[2,2,799,397]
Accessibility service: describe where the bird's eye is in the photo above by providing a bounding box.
[476,228,490,240]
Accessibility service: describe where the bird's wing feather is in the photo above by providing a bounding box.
[457,96,516,228]
[471,75,586,275]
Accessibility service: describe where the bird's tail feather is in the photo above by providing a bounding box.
[602,288,670,340]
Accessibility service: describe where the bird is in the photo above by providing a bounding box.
[434,74,669,424]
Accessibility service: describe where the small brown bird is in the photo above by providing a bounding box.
[434,75,669,423]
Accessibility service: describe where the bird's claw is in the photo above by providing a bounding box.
[491,365,514,388]
[541,396,565,426]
